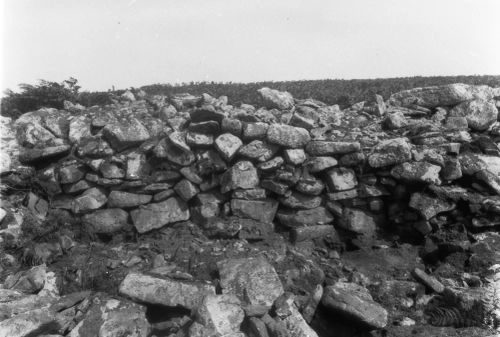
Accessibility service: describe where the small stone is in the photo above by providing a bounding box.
[277,207,333,228]
[445,116,468,130]
[238,140,279,162]
[368,138,412,168]
[63,180,92,194]
[258,87,294,110]
[283,149,307,165]
[383,111,407,129]
[58,161,86,184]
[126,152,148,180]
[338,208,376,236]
[409,192,455,220]
[260,179,290,195]
[243,122,269,140]
[279,192,322,210]
[305,141,361,155]
[107,191,152,208]
[327,189,358,201]
[475,170,500,195]
[190,104,226,123]
[82,208,130,234]
[186,132,213,147]
[174,179,200,201]
[221,118,242,136]
[322,282,388,329]
[258,156,284,172]
[153,189,175,202]
[19,145,71,164]
[390,161,442,185]
[232,188,267,200]
[100,161,125,179]
[304,157,338,172]
[72,187,107,214]
[325,167,358,191]
[215,133,243,161]
[218,257,284,306]
[103,118,150,151]
[130,197,190,233]
[188,121,220,134]
[296,178,325,196]
[266,124,310,148]
[190,294,244,336]
[411,268,444,293]
[339,152,366,167]
[119,272,215,309]
[449,99,498,131]
[220,161,259,193]
[179,166,203,184]
[231,198,279,223]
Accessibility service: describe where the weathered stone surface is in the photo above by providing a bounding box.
[258,156,284,172]
[390,161,442,184]
[82,208,130,234]
[475,169,500,195]
[388,83,494,108]
[243,122,269,140]
[326,167,358,191]
[174,179,200,201]
[215,133,243,161]
[220,161,259,193]
[72,187,107,214]
[338,208,376,236]
[291,224,338,243]
[368,138,412,168]
[258,87,294,110]
[232,188,267,200]
[411,268,444,293]
[277,207,334,228]
[296,178,325,196]
[154,138,195,166]
[305,156,338,172]
[409,192,455,220]
[231,198,279,223]
[279,192,322,210]
[19,145,71,164]
[218,257,284,306]
[130,197,190,233]
[322,282,388,329]
[190,104,226,123]
[103,118,150,151]
[186,132,214,147]
[239,140,278,162]
[69,116,92,144]
[189,294,244,336]
[125,152,148,180]
[99,161,125,179]
[68,298,150,337]
[119,272,215,309]
[221,118,242,136]
[383,111,407,129]
[305,141,360,155]
[0,308,58,337]
[188,120,220,134]
[283,148,307,165]
[58,161,86,184]
[107,191,152,208]
[266,124,310,148]
[448,99,498,131]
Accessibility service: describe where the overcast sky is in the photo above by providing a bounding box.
[1,0,499,92]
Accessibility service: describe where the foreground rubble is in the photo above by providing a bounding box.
[1,84,500,336]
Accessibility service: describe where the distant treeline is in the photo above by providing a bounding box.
[2,75,500,120]
[141,75,500,109]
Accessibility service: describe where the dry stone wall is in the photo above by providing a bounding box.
[5,84,500,250]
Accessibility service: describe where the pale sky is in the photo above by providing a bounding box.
[1,0,499,92]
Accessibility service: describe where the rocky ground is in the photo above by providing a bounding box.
[1,84,500,337]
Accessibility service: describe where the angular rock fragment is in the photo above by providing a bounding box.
[215,133,243,161]
[220,161,259,193]
[72,187,107,214]
[305,156,338,172]
[322,282,388,329]
[326,167,358,191]
[130,197,190,233]
[277,207,333,228]
[119,272,215,309]
[19,145,71,164]
[449,99,498,131]
[305,141,360,155]
[409,192,455,220]
[82,208,130,234]
[218,257,284,306]
[283,148,307,165]
[258,87,294,110]
[368,138,412,168]
[174,179,200,201]
[279,192,322,210]
[243,122,269,140]
[231,198,279,223]
[258,156,284,172]
[390,161,441,185]
[103,118,150,151]
[238,140,278,162]
[266,124,310,148]
[107,191,152,208]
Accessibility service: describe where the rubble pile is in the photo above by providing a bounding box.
[1,83,500,337]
